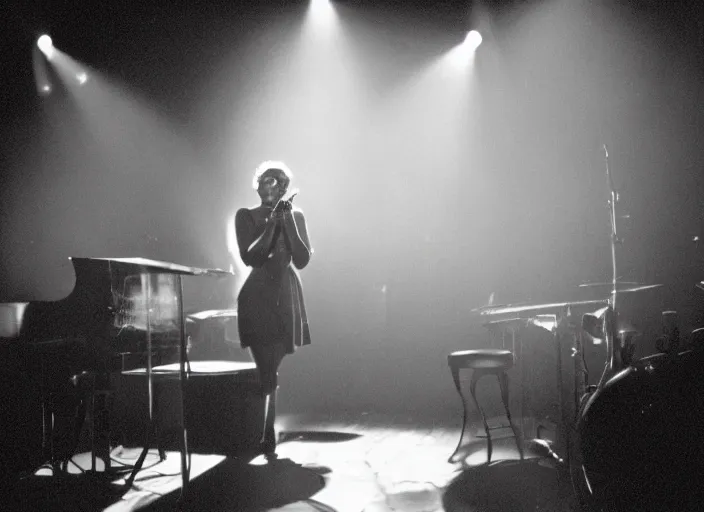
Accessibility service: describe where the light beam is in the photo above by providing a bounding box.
[308,0,338,30]
[37,35,55,60]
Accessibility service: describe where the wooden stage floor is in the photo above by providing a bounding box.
[4,411,576,512]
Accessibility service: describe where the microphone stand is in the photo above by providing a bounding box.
[605,144,619,311]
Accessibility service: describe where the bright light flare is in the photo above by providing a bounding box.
[464,30,483,51]
[77,72,88,85]
[308,0,337,29]
[311,0,332,13]
[442,30,482,70]
[37,35,55,59]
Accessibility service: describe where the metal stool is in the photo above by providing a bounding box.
[447,349,524,463]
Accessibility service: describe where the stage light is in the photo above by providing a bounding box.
[77,72,88,85]
[40,85,52,95]
[37,35,55,59]
[311,0,331,9]
[464,30,482,51]
[309,0,335,25]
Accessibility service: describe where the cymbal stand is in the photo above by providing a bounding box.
[564,147,625,503]
[605,144,620,312]
[596,144,625,389]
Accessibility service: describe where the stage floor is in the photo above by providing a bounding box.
[4,410,575,512]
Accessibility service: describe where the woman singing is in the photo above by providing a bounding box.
[235,161,312,457]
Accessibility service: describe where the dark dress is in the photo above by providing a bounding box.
[236,208,311,354]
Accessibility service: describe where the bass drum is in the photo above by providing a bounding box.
[575,348,704,511]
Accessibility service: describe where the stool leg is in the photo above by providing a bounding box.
[90,379,97,472]
[470,370,493,463]
[448,365,468,463]
[497,370,524,460]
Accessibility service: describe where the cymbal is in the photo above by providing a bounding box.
[482,317,528,329]
[479,299,608,316]
[472,303,527,313]
[579,281,640,287]
[578,282,662,293]
[618,284,663,293]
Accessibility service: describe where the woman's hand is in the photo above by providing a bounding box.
[236,208,280,267]
[269,210,287,227]
[273,199,294,215]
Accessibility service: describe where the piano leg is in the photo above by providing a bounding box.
[89,372,113,473]
[151,383,167,462]
[36,358,88,472]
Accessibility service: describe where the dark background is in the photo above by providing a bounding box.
[2,0,703,417]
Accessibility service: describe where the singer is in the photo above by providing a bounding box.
[234,160,312,457]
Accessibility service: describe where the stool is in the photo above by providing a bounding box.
[121,360,262,455]
[447,349,523,463]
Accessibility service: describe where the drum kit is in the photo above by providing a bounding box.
[471,146,704,511]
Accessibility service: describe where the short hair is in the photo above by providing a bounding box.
[252,160,293,190]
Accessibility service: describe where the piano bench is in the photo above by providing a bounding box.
[122,360,257,380]
[119,360,263,456]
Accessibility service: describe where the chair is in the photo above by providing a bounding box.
[447,349,524,463]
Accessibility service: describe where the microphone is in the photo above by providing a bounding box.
[272,189,299,212]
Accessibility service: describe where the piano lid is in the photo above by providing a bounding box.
[70,257,234,277]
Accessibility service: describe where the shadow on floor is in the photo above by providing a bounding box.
[3,456,327,512]
[138,457,326,512]
[4,470,131,512]
[278,431,361,443]
[443,459,575,512]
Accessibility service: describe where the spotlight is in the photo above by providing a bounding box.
[37,35,55,59]
[309,0,335,24]
[464,30,482,51]
[77,72,88,85]
[40,85,52,95]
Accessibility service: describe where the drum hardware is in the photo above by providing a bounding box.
[476,299,608,317]
[472,302,528,313]
[578,281,640,288]
[563,145,629,509]
[655,310,680,355]
[530,314,558,333]
[568,147,704,511]
[528,438,564,465]
[471,147,704,510]
[592,144,627,391]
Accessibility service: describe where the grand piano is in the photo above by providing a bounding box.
[0,257,231,484]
